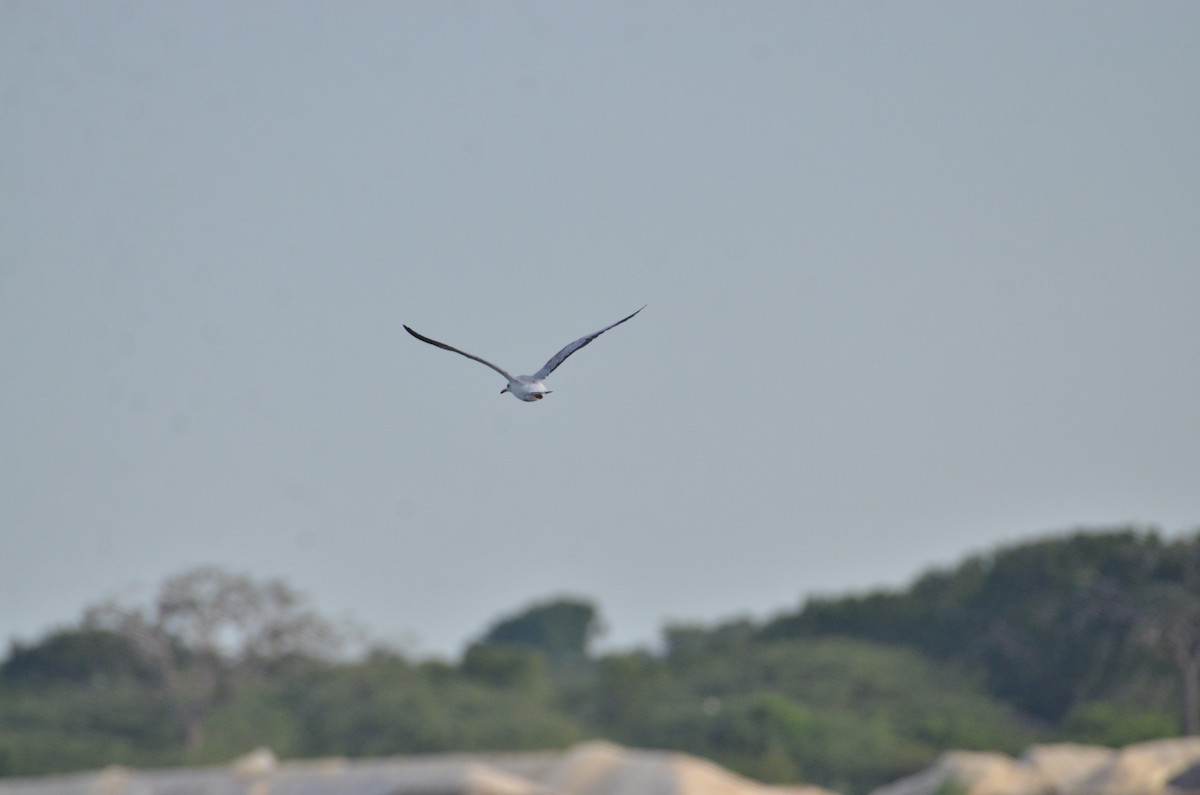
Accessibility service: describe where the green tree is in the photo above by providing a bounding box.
[592,651,668,735]
[479,597,602,663]
[1060,701,1178,746]
[2,628,151,686]
[461,643,548,690]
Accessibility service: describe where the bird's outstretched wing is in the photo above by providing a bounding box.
[404,325,516,381]
[532,306,645,381]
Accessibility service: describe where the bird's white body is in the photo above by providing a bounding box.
[503,377,550,402]
[404,306,644,402]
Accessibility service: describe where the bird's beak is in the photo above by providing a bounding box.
[500,387,509,394]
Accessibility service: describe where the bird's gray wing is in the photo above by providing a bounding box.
[404,325,516,381]
[532,305,645,381]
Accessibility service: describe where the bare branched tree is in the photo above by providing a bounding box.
[1133,581,1200,735]
[83,566,345,752]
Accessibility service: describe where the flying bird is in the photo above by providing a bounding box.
[404,306,645,402]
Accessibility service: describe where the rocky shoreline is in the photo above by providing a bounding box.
[871,737,1200,795]
[3,738,1200,795]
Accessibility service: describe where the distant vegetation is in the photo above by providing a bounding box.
[1,527,1196,795]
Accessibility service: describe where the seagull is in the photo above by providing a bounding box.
[404,306,645,402]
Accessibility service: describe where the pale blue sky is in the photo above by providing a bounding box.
[3,2,1198,657]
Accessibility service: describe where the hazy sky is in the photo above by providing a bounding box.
[3,2,1198,658]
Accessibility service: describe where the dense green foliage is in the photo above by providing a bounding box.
[1,527,1196,795]
[587,637,1034,793]
[761,527,1198,728]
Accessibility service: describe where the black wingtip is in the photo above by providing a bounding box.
[404,324,435,345]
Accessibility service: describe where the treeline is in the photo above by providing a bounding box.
[0,527,1195,795]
